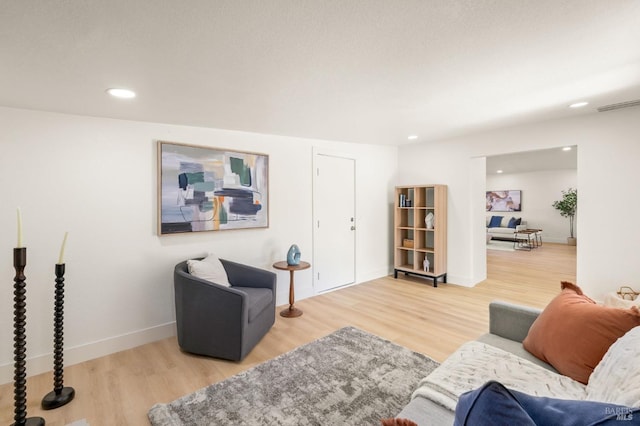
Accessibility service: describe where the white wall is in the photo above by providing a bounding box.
[487,169,577,243]
[0,107,397,384]
[398,107,640,296]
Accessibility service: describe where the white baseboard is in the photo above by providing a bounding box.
[0,321,176,385]
[445,274,476,287]
[311,269,391,296]
[359,267,392,284]
[544,237,570,244]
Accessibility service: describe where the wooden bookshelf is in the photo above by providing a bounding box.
[394,185,447,287]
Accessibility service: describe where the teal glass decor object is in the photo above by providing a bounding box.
[287,244,301,266]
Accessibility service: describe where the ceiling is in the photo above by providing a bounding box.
[2,1,640,146]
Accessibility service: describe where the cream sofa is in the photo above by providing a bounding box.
[486,215,527,240]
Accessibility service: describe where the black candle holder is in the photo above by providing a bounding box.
[41,263,75,410]
[12,248,45,426]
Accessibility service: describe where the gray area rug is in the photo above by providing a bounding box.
[148,326,439,425]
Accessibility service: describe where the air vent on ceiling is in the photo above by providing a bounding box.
[597,99,640,112]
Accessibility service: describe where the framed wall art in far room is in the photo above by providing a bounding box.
[158,141,269,235]
[486,190,521,212]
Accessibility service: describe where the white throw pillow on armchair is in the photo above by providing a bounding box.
[187,254,231,287]
[586,326,640,407]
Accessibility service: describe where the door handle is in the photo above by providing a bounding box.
[351,226,356,231]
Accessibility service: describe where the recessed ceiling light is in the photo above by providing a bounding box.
[496,170,503,174]
[106,88,136,99]
[569,101,588,108]
[562,147,572,151]
[407,135,418,140]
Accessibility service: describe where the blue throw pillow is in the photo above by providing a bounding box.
[508,217,518,228]
[489,216,503,228]
[454,381,638,426]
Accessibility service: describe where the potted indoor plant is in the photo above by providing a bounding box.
[552,188,577,245]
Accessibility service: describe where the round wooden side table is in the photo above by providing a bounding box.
[273,260,311,318]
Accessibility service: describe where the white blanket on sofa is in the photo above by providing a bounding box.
[412,341,587,411]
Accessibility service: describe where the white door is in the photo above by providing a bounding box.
[313,153,356,293]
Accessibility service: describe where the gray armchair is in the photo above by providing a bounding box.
[174,258,277,361]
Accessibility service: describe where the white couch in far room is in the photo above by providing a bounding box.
[486,215,527,241]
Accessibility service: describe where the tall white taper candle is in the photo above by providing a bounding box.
[58,232,68,264]
[17,208,23,248]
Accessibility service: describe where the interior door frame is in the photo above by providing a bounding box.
[312,147,357,294]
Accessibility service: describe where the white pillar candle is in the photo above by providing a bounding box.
[17,208,23,248]
[58,232,68,264]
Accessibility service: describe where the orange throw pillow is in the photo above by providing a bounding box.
[381,419,418,426]
[523,281,640,384]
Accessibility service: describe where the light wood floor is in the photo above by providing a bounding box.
[0,243,576,425]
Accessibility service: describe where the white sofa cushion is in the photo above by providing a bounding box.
[586,326,640,407]
[603,292,640,309]
[489,227,518,235]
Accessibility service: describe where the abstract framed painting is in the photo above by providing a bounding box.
[158,141,269,234]
[486,190,521,212]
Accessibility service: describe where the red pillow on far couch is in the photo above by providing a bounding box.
[522,281,640,384]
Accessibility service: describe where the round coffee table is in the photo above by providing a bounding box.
[272,261,311,318]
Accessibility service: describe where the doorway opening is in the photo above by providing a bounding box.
[485,146,577,268]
